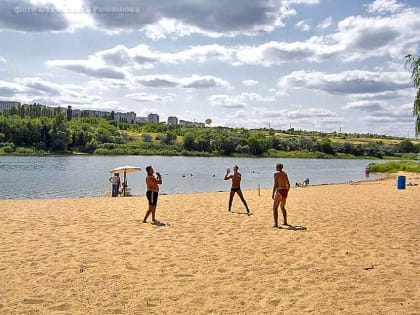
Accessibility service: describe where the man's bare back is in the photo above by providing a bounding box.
[274,171,290,190]
[272,163,290,227]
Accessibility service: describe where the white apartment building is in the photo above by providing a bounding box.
[167,116,178,125]
[136,116,148,123]
[115,111,136,123]
[0,101,21,114]
[148,113,159,123]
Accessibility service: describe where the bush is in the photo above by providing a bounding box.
[142,133,152,142]
[14,147,36,154]
[368,161,420,173]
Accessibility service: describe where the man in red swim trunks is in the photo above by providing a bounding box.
[272,163,290,227]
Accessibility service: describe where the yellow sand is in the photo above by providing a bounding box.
[0,174,419,315]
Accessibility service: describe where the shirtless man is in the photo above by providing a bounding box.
[143,166,162,223]
[224,165,251,215]
[272,163,290,227]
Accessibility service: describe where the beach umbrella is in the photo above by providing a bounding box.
[109,166,141,196]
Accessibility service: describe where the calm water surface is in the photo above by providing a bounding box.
[0,156,385,199]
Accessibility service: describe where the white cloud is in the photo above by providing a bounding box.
[0,56,6,63]
[181,75,231,89]
[278,70,411,95]
[134,74,231,89]
[332,6,420,61]
[47,59,128,79]
[209,92,275,109]
[296,19,311,32]
[84,0,319,38]
[126,92,175,102]
[366,0,405,15]
[242,80,259,87]
[235,39,337,66]
[47,2,420,71]
[0,77,102,106]
[345,100,387,111]
[0,0,70,32]
[0,80,24,96]
[317,16,332,29]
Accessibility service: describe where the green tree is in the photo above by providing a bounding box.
[49,114,71,151]
[320,140,335,155]
[396,139,417,153]
[248,135,265,155]
[183,132,196,151]
[405,54,420,136]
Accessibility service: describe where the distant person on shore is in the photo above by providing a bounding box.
[272,163,290,227]
[109,172,121,197]
[143,166,162,223]
[303,178,309,186]
[224,165,251,215]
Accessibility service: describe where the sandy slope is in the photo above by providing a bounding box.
[0,174,419,314]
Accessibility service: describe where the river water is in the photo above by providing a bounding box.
[0,155,384,199]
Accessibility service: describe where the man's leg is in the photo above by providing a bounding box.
[143,205,152,222]
[151,205,157,222]
[237,190,250,213]
[228,191,235,212]
[280,199,288,226]
[273,194,281,227]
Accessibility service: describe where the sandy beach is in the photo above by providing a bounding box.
[0,174,419,314]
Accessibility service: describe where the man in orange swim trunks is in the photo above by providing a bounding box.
[272,163,290,227]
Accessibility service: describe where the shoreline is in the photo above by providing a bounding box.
[0,173,390,202]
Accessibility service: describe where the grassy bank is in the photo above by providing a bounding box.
[368,160,420,173]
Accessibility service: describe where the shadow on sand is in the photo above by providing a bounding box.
[229,211,252,216]
[142,220,170,227]
[278,224,307,231]
[152,220,169,227]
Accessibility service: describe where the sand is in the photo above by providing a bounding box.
[0,174,419,315]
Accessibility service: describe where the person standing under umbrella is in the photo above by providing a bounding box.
[143,166,162,223]
[109,173,121,197]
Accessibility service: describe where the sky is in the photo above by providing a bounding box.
[0,0,419,136]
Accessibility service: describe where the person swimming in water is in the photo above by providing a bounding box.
[224,165,251,215]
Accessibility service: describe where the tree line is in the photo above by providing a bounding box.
[0,112,418,158]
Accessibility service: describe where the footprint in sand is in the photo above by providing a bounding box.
[103,308,123,314]
[48,303,72,311]
[22,298,45,305]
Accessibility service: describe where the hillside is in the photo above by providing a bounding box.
[0,114,419,159]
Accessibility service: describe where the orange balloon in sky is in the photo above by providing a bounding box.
[205,118,212,125]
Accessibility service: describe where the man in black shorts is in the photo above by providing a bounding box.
[224,165,251,215]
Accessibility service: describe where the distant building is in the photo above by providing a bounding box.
[179,120,194,127]
[0,101,21,114]
[136,116,148,123]
[148,113,159,123]
[72,109,81,118]
[114,111,136,123]
[167,116,178,125]
[179,119,205,127]
[82,110,111,118]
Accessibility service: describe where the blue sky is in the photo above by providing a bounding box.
[0,0,419,136]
